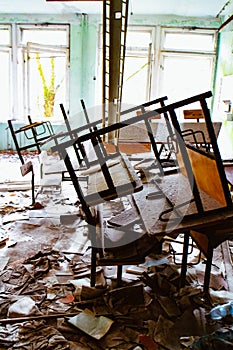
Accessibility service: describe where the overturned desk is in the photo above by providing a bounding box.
[106,90,233,293]
[51,90,233,293]
[133,92,233,293]
[133,172,233,292]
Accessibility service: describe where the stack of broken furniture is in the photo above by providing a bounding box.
[131,91,233,293]
[8,91,233,294]
[50,96,170,286]
[49,90,233,294]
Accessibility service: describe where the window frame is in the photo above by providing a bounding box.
[1,23,70,122]
[153,27,218,105]
[123,27,154,104]
[160,27,217,53]
[97,25,218,109]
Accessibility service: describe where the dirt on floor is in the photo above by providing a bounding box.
[0,153,233,349]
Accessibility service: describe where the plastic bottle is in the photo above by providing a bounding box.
[209,301,233,320]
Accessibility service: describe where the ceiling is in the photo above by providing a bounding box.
[0,0,230,17]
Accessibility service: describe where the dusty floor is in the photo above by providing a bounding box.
[0,152,233,349]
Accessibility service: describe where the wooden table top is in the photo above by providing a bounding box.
[133,172,233,239]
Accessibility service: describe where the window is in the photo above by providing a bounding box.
[163,31,215,52]
[20,25,69,122]
[157,28,217,117]
[0,25,10,45]
[122,30,152,106]
[2,24,69,122]
[96,26,153,109]
[97,26,217,116]
[0,26,11,119]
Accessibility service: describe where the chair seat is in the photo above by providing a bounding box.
[85,154,143,205]
[19,121,46,132]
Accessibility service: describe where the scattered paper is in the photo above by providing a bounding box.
[68,309,114,339]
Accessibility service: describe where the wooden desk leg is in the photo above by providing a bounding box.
[180,232,190,288]
[203,243,213,293]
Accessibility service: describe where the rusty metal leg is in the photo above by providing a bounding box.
[8,120,25,164]
[117,265,122,286]
[203,243,213,293]
[91,247,97,287]
[31,171,35,205]
[180,232,190,288]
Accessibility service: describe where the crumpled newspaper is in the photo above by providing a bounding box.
[0,320,70,349]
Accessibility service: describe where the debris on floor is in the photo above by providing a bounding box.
[0,242,233,349]
[0,152,233,349]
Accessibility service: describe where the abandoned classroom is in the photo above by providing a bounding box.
[1,0,233,349]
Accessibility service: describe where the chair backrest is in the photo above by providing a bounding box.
[8,118,55,165]
[183,109,205,122]
[52,116,143,225]
[166,91,232,216]
[51,96,171,225]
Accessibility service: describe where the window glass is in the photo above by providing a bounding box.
[160,55,213,108]
[0,26,10,45]
[163,32,215,51]
[21,27,68,46]
[158,28,216,117]
[26,49,67,120]
[122,56,149,105]
[0,50,10,118]
[18,25,69,121]
[126,31,151,49]
[96,28,152,108]
[122,30,152,105]
[0,26,11,120]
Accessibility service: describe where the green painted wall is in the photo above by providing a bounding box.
[69,14,101,123]
[128,14,220,27]
[69,21,83,122]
